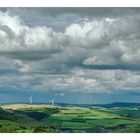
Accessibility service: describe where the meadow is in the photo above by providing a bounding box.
[0,104,140,133]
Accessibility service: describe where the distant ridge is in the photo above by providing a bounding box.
[95,102,140,108]
[56,102,140,108]
[0,102,140,108]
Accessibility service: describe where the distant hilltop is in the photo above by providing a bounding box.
[0,104,57,110]
[0,102,140,109]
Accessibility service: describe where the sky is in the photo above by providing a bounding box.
[0,7,140,104]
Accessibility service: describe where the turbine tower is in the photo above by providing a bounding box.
[28,96,33,104]
[50,98,55,107]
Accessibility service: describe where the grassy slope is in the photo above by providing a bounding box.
[0,105,140,133]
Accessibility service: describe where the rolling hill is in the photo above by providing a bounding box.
[0,102,140,133]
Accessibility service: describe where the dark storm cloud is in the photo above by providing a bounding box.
[1,8,140,29]
[2,7,139,17]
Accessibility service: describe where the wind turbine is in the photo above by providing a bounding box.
[50,98,55,107]
[28,96,33,104]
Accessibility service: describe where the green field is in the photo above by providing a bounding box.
[0,105,140,133]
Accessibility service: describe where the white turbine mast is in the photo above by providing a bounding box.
[50,98,55,107]
[28,96,33,104]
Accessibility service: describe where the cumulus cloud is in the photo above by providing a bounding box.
[83,56,97,65]
[0,11,66,61]
[0,8,140,94]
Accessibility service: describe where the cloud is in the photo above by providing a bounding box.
[1,68,139,94]
[0,11,66,61]
[83,56,98,65]
[0,8,140,94]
